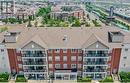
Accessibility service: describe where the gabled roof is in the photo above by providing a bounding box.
[82,34,109,49]
[2,25,130,49]
[20,35,48,49]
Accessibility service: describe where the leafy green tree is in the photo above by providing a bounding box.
[72,19,81,27]
[37,6,51,17]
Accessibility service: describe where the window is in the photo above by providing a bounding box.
[78,56,82,61]
[1,49,4,52]
[17,56,22,61]
[55,49,60,53]
[124,64,126,67]
[49,64,53,68]
[125,48,128,51]
[78,64,82,68]
[55,56,60,61]
[63,64,68,69]
[48,56,52,61]
[3,64,6,68]
[63,56,67,61]
[71,64,77,69]
[123,57,127,59]
[55,64,61,69]
[48,49,53,53]
[78,49,82,53]
[108,63,111,68]
[2,57,5,60]
[71,56,76,61]
[71,49,77,53]
[16,49,21,53]
[18,64,22,68]
[63,49,67,53]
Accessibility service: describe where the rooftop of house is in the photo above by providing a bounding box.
[0,25,130,49]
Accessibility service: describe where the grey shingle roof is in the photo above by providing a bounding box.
[0,25,130,49]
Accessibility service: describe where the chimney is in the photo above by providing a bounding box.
[108,31,124,43]
[4,31,20,43]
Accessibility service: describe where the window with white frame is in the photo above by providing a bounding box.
[78,49,82,53]
[55,56,60,61]
[16,49,21,53]
[17,56,22,61]
[63,56,67,61]
[71,56,76,61]
[78,64,82,68]
[18,64,22,68]
[71,64,77,69]
[49,64,53,68]
[48,56,52,61]
[78,56,82,61]
[63,49,67,53]
[55,49,60,53]
[71,49,77,53]
[55,64,61,69]
[63,64,68,69]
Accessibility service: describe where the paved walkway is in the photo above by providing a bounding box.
[27,80,87,83]
[8,80,92,83]
[113,74,121,83]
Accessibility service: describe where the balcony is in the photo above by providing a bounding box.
[22,51,46,57]
[23,62,47,65]
[24,70,47,72]
[84,53,108,57]
[84,69,106,72]
[84,61,107,65]
[22,54,46,57]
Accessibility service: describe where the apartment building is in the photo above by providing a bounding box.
[119,43,130,72]
[51,5,85,20]
[0,26,130,80]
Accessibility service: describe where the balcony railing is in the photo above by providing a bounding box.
[84,69,106,72]
[84,61,107,65]
[22,54,46,57]
[23,62,47,65]
[84,53,108,57]
[24,70,47,72]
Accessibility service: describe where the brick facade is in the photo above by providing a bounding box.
[110,48,122,74]
[7,49,22,73]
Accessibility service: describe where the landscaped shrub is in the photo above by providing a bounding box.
[120,72,130,82]
[77,77,92,82]
[0,72,9,82]
[72,19,81,27]
[99,76,113,82]
[92,19,101,27]
[15,75,27,82]
[85,22,90,27]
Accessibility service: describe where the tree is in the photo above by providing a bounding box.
[72,19,81,27]
[36,6,51,17]
[27,20,32,27]
[34,20,38,27]
[27,15,33,27]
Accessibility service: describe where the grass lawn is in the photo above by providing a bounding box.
[0,26,8,33]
